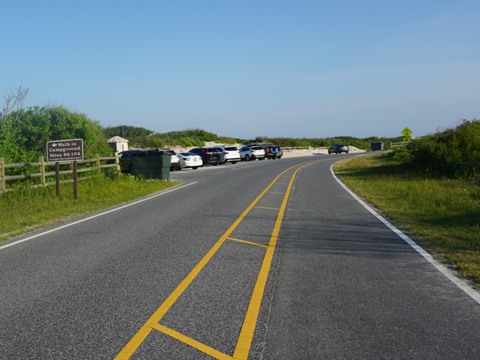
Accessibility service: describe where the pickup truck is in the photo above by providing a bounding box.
[264,145,283,159]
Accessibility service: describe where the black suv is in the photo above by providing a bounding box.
[188,147,222,166]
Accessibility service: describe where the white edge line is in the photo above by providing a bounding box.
[330,164,480,305]
[0,182,197,251]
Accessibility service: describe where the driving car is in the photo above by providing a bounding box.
[177,152,203,169]
[188,147,222,165]
[328,144,349,154]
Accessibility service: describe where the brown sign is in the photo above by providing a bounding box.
[46,139,84,162]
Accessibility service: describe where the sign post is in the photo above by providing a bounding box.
[46,139,84,198]
[55,162,60,196]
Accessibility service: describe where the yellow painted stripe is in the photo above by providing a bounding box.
[233,164,308,359]
[227,237,268,249]
[152,324,233,360]
[115,165,300,359]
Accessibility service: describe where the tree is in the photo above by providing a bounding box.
[1,103,112,162]
[0,86,32,162]
[103,125,154,139]
[26,106,112,158]
[1,86,29,121]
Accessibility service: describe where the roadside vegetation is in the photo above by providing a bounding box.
[334,120,480,290]
[0,175,179,241]
[103,126,400,153]
[1,86,401,165]
[103,127,239,149]
[1,104,111,164]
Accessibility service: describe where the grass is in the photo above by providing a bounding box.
[0,174,179,241]
[334,153,480,290]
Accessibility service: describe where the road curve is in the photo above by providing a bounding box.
[255,156,480,359]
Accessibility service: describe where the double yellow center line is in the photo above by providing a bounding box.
[116,161,315,359]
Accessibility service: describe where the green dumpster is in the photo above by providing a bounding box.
[371,142,384,151]
[131,150,171,179]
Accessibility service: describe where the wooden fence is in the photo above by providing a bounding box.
[390,141,410,148]
[0,154,120,193]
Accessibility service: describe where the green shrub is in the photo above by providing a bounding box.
[217,137,236,145]
[391,146,412,162]
[0,106,112,162]
[408,120,480,179]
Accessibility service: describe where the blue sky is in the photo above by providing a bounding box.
[2,1,479,139]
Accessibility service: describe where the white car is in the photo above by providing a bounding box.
[221,146,241,164]
[239,146,265,161]
[161,149,184,171]
[177,152,203,169]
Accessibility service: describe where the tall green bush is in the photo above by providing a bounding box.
[0,106,111,162]
[0,115,37,162]
[408,120,480,179]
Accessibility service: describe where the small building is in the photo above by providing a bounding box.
[108,136,129,153]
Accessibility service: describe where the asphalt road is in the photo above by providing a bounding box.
[1,155,479,359]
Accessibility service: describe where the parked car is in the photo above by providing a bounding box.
[239,146,266,161]
[188,147,222,165]
[328,144,349,154]
[250,145,266,160]
[209,146,227,163]
[119,150,145,174]
[264,145,283,159]
[161,149,183,171]
[177,152,203,169]
[217,145,241,164]
[239,146,252,161]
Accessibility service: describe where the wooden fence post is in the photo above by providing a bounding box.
[115,152,120,172]
[39,156,46,188]
[0,157,5,193]
[96,154,100,172]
